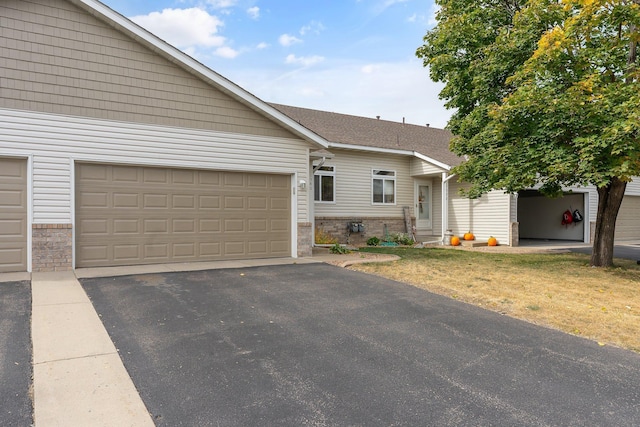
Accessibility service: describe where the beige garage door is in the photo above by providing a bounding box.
[0,158,28,273]
[76,163,291,268]
[615,196,640,240]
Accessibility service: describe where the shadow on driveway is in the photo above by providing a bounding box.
[81,264,640,426]
[569,243,640,262]
[0,281,33,426]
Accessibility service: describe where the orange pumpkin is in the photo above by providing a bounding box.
[450,236,461,246]
[463,231,475,241]
[487,236,498,246]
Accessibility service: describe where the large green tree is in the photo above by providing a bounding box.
[418,0,640,267]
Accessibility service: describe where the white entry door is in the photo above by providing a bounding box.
[414,180,432,231]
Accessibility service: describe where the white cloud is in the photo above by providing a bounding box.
[407,12,429,25]
[233,59,451,129]
[256,42,269,49]
[205,0,237,8]
[131,8,226,48]
[215,46,239,58]
[285,54,325,67]
[383,0,410,7]
[247,6,260,20]
[372,0,410,16]
[300,21,325,36]
[428,3,440,27]
[279,34,303,47]
[361,64,379,74]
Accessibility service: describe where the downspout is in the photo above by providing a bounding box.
[441,172,456,244]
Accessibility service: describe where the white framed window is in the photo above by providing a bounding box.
[314,164,335,203]
[372,169,396,204]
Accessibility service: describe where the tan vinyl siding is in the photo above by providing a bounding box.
[1,109,310,224]
[0,0,295,139]
[616,196,640,240]
[410,158,445,176]
[431,178,443,235]
[448,181,510,243]
[625,179,640,196]
[314,149,413,219]
[616,181,640,240]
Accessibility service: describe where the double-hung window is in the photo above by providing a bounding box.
[314,165,335,203]
[372,169,395,204]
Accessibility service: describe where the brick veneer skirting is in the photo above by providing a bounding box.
[315,217,411,246]
[32,224,73,272]
[297,222,313,257]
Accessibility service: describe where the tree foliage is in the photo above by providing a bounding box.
[417,0,640,266]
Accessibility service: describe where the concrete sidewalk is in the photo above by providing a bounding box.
[31,271,155,426]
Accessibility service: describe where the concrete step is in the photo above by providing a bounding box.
[461,240,488,247]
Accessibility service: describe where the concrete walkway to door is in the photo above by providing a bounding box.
[30,271,155,426]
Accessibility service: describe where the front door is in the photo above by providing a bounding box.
[414,180,432,231]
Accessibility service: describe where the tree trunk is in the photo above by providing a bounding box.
[592,22,638,267]
[591,177,627,267]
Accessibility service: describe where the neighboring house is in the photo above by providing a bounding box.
[270,104,640,247]
[0,0,329,273]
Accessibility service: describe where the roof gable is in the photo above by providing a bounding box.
[53,0,329,148]
[269,103,463,167]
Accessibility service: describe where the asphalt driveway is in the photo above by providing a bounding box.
[0,280,33,427]
[81,264,640,426]
[570,242,640,261]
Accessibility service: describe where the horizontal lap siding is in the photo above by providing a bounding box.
[625,180,640,196]
[449,181,510,243]
[314,150,413,219]
[431,178,443,235]
[410,158,444,176]
[617,181,640,240]
[1,109,310,224]
[616,196,640,240]
[0,0,295,139]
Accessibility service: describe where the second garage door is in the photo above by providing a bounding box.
[616,196,640,241]
[76,163,291,268]
[0,158,28,273]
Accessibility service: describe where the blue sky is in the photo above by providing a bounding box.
[100,0,451,128]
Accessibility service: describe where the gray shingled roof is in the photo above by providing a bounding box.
[269,103,464,167]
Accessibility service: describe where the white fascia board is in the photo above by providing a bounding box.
[328,142,415,156]
[69,0,329,150]
[329,142,452,171]
[413,152,452,171]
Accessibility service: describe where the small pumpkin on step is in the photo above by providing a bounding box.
[487,236,498,246]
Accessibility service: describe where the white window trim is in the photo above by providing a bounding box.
[314,164,336,204]
[371,169,397,205]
